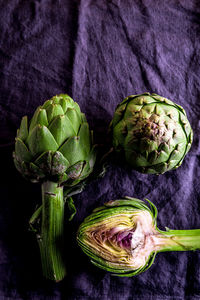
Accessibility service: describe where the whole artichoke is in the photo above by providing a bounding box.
[13,94,96,281]
[14,94,96,186]
[77,197,200,277]
[111,93,193,174]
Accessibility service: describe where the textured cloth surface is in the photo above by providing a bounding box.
[0,0,200,299]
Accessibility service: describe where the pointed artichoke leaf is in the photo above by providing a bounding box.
[58,97,71,113]
[78,122,91,156]
[48,115,76,146]
[59,136,85,165]
[18,116,28,141]
[65,108,81,134]
[50,95,62,105]
[66,161,85,179]
[34,108,49,128]
[13,157,25,175]
[77,162,91,180]
[81,113,87,123]
[148,149,169,165]
[73,102,81,116]
[111,103,127,128]
[46,103,64,123]
[51,151,70,176]
[58,94,74,103]
[113,120,128,149]
[169,143,185,162]
[14,161,39,182]
[152,162,168,174]
[58,94,75,112]
[126,151,148,168]
[15,138,32,162]
[42,99,53,109]
[34,151,52,173]
[179,112,193,138]
[29,106,42,132]
[59,173,69,183]
[29,162,46,180]
[27,125,58,156]
[30,108,49,131]
[147,150,157,164]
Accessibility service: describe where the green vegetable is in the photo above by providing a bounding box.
[110,93,193,174]
[13,94,96,281]
[77,197,200,277]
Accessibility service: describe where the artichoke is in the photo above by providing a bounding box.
[13,94,96,281]
[77,197,200,277]
[111,93,193,174]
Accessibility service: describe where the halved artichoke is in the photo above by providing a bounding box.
[77,197,200,277]
[110,93,193,174]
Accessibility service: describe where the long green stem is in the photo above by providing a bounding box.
[37,181,66,281]
[156,229,200,253]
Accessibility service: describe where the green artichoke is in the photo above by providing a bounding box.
[77,197,200,277]
[111,93,193,174]
[14,94,96,185]
[13,94,96,281]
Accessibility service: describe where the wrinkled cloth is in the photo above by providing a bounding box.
[0,0,200,299]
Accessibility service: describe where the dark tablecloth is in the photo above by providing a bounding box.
[0,1,200,299]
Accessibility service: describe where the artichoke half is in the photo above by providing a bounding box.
[13,94,96,281]
[77,197,200,277]
[111,93,193,174]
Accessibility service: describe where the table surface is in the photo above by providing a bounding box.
[0,1,200,299]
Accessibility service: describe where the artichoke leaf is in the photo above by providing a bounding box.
[34,151,52,173]
[27,125,58,156]
[78,122,91,155]
[65,108,81,134]
[48,114,76,145]
[66,161,85,180]
[18,116,29,141]
[29,108,49,132]
[29,106,42,132]
[59,136,85,165]
[51,151,70,176]
[46,103,64,123]
[15,137,32,162]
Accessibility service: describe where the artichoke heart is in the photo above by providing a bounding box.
[80,211,157,271]
[111,93,193,174]
[77,197,200,277]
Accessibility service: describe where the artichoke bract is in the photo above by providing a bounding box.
[111,93,193,174]
[13,94,96,281]
[77,197,200,277]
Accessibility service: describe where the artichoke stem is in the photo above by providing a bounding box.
[38,181,66,281]
[157,229,200,252]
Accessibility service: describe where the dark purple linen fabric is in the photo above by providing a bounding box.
[0,0,200,299]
